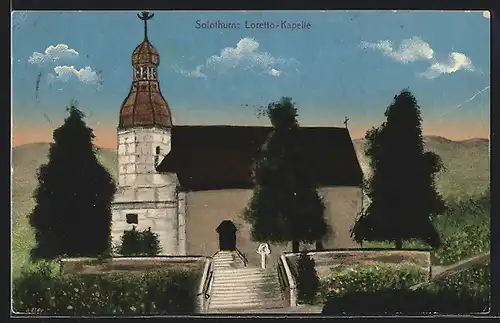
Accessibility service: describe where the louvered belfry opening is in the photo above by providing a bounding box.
[118,11,173,130]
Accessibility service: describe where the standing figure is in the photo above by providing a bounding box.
[257,243,271,269]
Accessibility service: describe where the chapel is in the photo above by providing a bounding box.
[111,12,364,265]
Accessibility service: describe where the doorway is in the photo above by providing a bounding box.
[216,220,237,251]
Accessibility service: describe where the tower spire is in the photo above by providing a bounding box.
[137,11,154,41]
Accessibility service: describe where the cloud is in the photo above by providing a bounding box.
[48,65,101,85]
[28,44,79,65]
[174,65,207,79]
[361,36,475,79]
[268,68,281,77]
[360,37,434,63]
[175,37,296,78]
[483,11,491,19]
[421,52,475,79]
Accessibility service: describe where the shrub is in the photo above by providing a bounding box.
[321,261,490,315]
[319,262,428,301]
[296,252,320,304]
[12,269,198,315]
[117,227,162,257]
[428,261,490,305]
[431,194,490,265]
[432,223,490,266]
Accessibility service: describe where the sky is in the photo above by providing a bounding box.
[12,10,491,148]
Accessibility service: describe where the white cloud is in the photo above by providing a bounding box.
[49,65,101,85]
[268,68,281,77]
[483,11,491,19]
[174,37,296,79]
[28,44,79,65]
[205,37,294,74]
[174,65,207,79]
[360,37,434,63]
[361,36,476,79]
[421,52,475,79]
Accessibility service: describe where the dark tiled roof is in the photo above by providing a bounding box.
[118,81,172,129]
[156,126,363,191]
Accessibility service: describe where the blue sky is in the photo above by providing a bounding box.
[12,10,490,147]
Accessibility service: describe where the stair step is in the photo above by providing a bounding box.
[211,293,282,300]
[213,271,270,277]
[213,278,271,284]
[210,293,282,301]
[209,300,284,309]
[212,285,280,291]
[213,269,272,274]
[209,297,284,306]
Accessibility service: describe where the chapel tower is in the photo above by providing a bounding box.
[111,12,185,255]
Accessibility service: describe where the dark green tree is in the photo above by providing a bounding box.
[29,103,116,259]
[351,90,445,249]
[117,227,162,256]
[296,251,320,304]
[243,97,328,253]
[141,227,162,256]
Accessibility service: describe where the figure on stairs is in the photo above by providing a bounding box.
[257,243,271,269]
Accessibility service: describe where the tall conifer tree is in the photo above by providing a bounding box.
[29,104,116,259]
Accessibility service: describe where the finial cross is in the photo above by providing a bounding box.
[343,117,349,128]
[137,11,154,40]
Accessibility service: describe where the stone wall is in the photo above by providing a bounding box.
[112,126,181,255]
[285,249,431,280]
[60,256,206,275]
[184,187,362,267]
[116,127,171,187]
[111,202,179,255]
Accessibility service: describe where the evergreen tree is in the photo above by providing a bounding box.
[296,251,320,304]
[117,227,143,256]
[351,90,445,249]
[141,227,162,256]
[117,227,162,256]
[243,97,328,253]
[29,103,116,259]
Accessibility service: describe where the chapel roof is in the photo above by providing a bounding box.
[156,126,364,191]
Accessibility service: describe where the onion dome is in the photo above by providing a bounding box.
[118,11,172,130]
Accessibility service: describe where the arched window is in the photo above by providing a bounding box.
[155,146,161,155]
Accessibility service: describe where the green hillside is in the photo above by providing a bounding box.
[11,136,490,275]
[353,136,490,200]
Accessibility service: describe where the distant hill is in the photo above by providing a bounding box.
[352,136,490,199]
[10,136,490,274]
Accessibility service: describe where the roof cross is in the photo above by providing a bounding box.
[137,11,154,41]
[343,117,349,128]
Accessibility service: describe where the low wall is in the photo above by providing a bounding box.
[284,249,431,281]
[60,256,207,275]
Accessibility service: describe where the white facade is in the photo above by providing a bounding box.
[111,126,187,255]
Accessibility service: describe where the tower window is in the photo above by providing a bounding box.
[126,213,138,225]
[156,146,160,155]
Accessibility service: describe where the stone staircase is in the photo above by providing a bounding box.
[207,251,285,313]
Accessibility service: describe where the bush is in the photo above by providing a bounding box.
[296,252,320,304]
[319,262,428,301]
[13,269,198,315]
[431,193,490,265]
[428,261,490,304]
[432,223,490,266]
[321,261,490,315]
[117,227,162,257]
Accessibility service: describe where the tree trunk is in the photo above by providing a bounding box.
[315,241,324,251]
[292,240,300,253]
[395,239,403,249]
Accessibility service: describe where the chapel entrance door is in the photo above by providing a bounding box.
[216,220,237,251]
